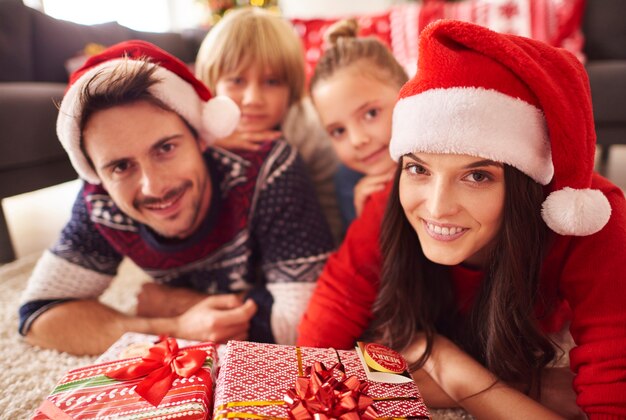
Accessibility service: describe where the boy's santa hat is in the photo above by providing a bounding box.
[390,20,611,236]
[57,40,240,185]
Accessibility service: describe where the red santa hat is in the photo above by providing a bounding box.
[57,40,240,185]
[390,20,611,236]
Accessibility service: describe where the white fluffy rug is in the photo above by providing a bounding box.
[0,254,471,419]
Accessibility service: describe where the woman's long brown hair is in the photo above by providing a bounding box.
[372,159,555,393]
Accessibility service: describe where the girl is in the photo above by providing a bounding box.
[299,20,626,418]
[309,20,408,231]
[195,7,342,240]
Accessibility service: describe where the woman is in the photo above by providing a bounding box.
[298,20,626,418]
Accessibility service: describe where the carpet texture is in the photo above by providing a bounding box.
[0,254,471,419]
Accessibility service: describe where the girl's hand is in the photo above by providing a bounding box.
[214,129,282,152]
[353,171,393,216]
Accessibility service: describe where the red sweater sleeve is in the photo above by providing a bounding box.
[297,186,389,349]
[556,175,626,418]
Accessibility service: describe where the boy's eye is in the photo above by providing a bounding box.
[228,77,245,85]
[265,78,283,86]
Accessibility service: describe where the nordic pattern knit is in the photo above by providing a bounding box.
[298,174,626,419]
[20,140,335,345]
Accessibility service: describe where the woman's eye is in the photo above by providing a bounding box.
[404,163,427,175]
[466,171,490,183]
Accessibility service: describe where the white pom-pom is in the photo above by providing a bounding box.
[541,187,611,236]
[202,96,241,140]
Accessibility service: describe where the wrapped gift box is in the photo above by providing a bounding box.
[213,341,431,419]
[32,340,217,420]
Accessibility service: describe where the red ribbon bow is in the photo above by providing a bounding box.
[284,361,378,420]
[105,336,212,406]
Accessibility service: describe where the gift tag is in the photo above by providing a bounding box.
[355,341,413,383]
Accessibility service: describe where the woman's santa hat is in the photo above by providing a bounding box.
[390,20,611,236]
[57,40,240,185]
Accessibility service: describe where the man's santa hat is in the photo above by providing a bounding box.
[57,40,240,185]
[390,20,611,236]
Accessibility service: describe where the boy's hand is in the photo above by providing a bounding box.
[214,129,282,152]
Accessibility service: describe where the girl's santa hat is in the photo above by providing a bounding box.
[57,40,240,185]
[390,20,611,236]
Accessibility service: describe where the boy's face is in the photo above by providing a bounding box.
[83,100,212,239]
[312,66,397,177]
[215,64,290,132]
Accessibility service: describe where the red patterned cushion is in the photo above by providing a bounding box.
[291,12,392,82]
[292,0,585,81]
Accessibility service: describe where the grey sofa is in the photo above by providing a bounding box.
[0,0,205,262]
[582,0,626,173]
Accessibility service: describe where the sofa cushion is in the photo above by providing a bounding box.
[586,61,626,124]
[0,83,67,170]
[31,9,133,82]
[583,0,626,60]
[0,0,34,81]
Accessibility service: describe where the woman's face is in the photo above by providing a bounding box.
[311,65,398,176]
[399,152,506,268]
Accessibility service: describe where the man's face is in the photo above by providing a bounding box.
[83,100,212,239]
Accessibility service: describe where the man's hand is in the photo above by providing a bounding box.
[214,129,282,152]
[137,283,206,318]
[175,294,258,343]
[353,172,393,217]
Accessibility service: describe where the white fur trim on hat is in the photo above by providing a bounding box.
[57,59,240,185]
[390,87,554,185]
[541,187,612,236]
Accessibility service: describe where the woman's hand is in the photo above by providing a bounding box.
[353,171,393,216]
[214,129,282,152]
[402,333,566,419]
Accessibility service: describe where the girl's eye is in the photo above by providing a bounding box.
[364,108,379,120]
[329,127,345,139]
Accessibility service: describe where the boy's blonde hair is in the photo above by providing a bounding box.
[195,7,305,105]
[310,19,408,93]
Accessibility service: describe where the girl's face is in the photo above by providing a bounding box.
[215,64,290,132]
[399,153,506,268]
[312,65,398,176]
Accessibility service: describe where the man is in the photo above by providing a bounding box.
[18,41,334,355]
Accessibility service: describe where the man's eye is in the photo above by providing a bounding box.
[160,143,175,153]
[113,161,130,174]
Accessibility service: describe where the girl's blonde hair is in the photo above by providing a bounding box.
[195,7,305,105]
[310,19,408,93]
